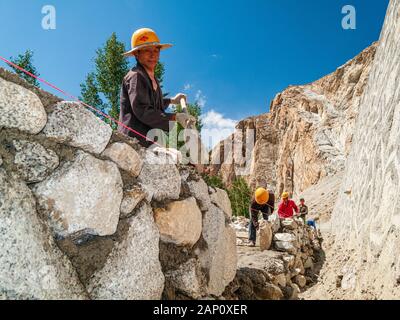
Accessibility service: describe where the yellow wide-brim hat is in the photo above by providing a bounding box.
[123,27,173,57]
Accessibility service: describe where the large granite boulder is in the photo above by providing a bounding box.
[0,169,87,299]
[42,101,112,154]
[154,197,202,247]
[0,78,47,134]
[33,150,123,238]
[87,204,165,300]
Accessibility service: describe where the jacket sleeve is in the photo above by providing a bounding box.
[163,98,171,110]
[292,201,299,214]
[126,73,174,131]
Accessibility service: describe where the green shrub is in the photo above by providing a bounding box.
[202,174,225,190]
[227,177,251,218]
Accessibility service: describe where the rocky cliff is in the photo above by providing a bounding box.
[327,0,400,299]
[0,67,237,300]
[211,42,377,198]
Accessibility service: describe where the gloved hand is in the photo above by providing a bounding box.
[176,113,196,128]
[170,93,187,105]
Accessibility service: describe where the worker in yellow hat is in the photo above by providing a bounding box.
[248,187,275,247]
[118,28,196,147]
[278,191,299,219]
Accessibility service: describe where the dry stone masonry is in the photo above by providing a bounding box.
[0,67,237,300]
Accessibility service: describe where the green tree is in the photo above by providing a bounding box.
[79,72,106,119]
[95,32,130,125]
[10,50,40,87]
[227,177,251,218]
[168,101,203,149]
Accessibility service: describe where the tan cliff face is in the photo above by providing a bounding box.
[211,42,378,197]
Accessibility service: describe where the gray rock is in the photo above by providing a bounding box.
[187,179,212,211]
[295,275,307,288]
[154,197,202,247]
[259,220,273,251]
[87,204,165,300]
[138,150,181,202]
[0,169,87,299]
[102,142,143,177]
[120,185,146,218]
[274,274,287,287]
[210,187,232,219]
[200,204,237,296]
[0,78,47,134]
[275,241,297,255]
[268,212,281,233]
[33,150,122,238]
[165,259,204,299]
[274,233,297,243]
[13,140,59,183]
[42,101,112,154]
[281,218,298,230]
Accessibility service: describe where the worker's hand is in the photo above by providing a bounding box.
[176,113,196,128]
[171,93,187,105]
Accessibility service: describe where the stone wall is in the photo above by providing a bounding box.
[224,216,321,300]
[0,67,237,300]
[330,0,400,299]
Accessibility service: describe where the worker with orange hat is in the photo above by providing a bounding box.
[248,187,275,247]
[119,28,196,147]
[278,192,299,219]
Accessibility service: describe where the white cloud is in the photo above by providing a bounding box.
[183,83,193,91]
[195,90,207,108]
[211,54,221,59]
[201,109,237,150]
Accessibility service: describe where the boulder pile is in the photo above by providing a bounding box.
[223,215,321,300]
[0,67,237,300]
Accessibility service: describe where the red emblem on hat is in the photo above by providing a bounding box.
[139,35,149,42]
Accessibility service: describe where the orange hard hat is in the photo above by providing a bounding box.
[123,28,172,57]
[255,188,269,205]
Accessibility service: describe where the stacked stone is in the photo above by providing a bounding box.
[224,215,320,300]
[0,68,237,300]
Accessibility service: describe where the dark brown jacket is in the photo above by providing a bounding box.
[249,192,275,225]
[118,62,173,147]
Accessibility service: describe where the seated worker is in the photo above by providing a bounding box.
[119,28,195,147]
[278,192,299,219]
[248,188,275,247]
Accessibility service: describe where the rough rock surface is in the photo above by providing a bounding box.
[12,140,59,183]
[210,187,233,218]
[0,67,238,301]
[33,151,123,238]
[165,259,204,299]
[200,205,237,296]
[102,142,143,177]
[42,101,112,154]
[87,204,165,300]
[328,0,400,299]
[0,170,87,299]
[186,179,212,211]
[138,150,181,202]
[259,221,273,251]
[0,78,47,134]
[120,185,146,218]
[154,197,202,247]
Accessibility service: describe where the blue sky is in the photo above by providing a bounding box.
[0,0,389,147]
